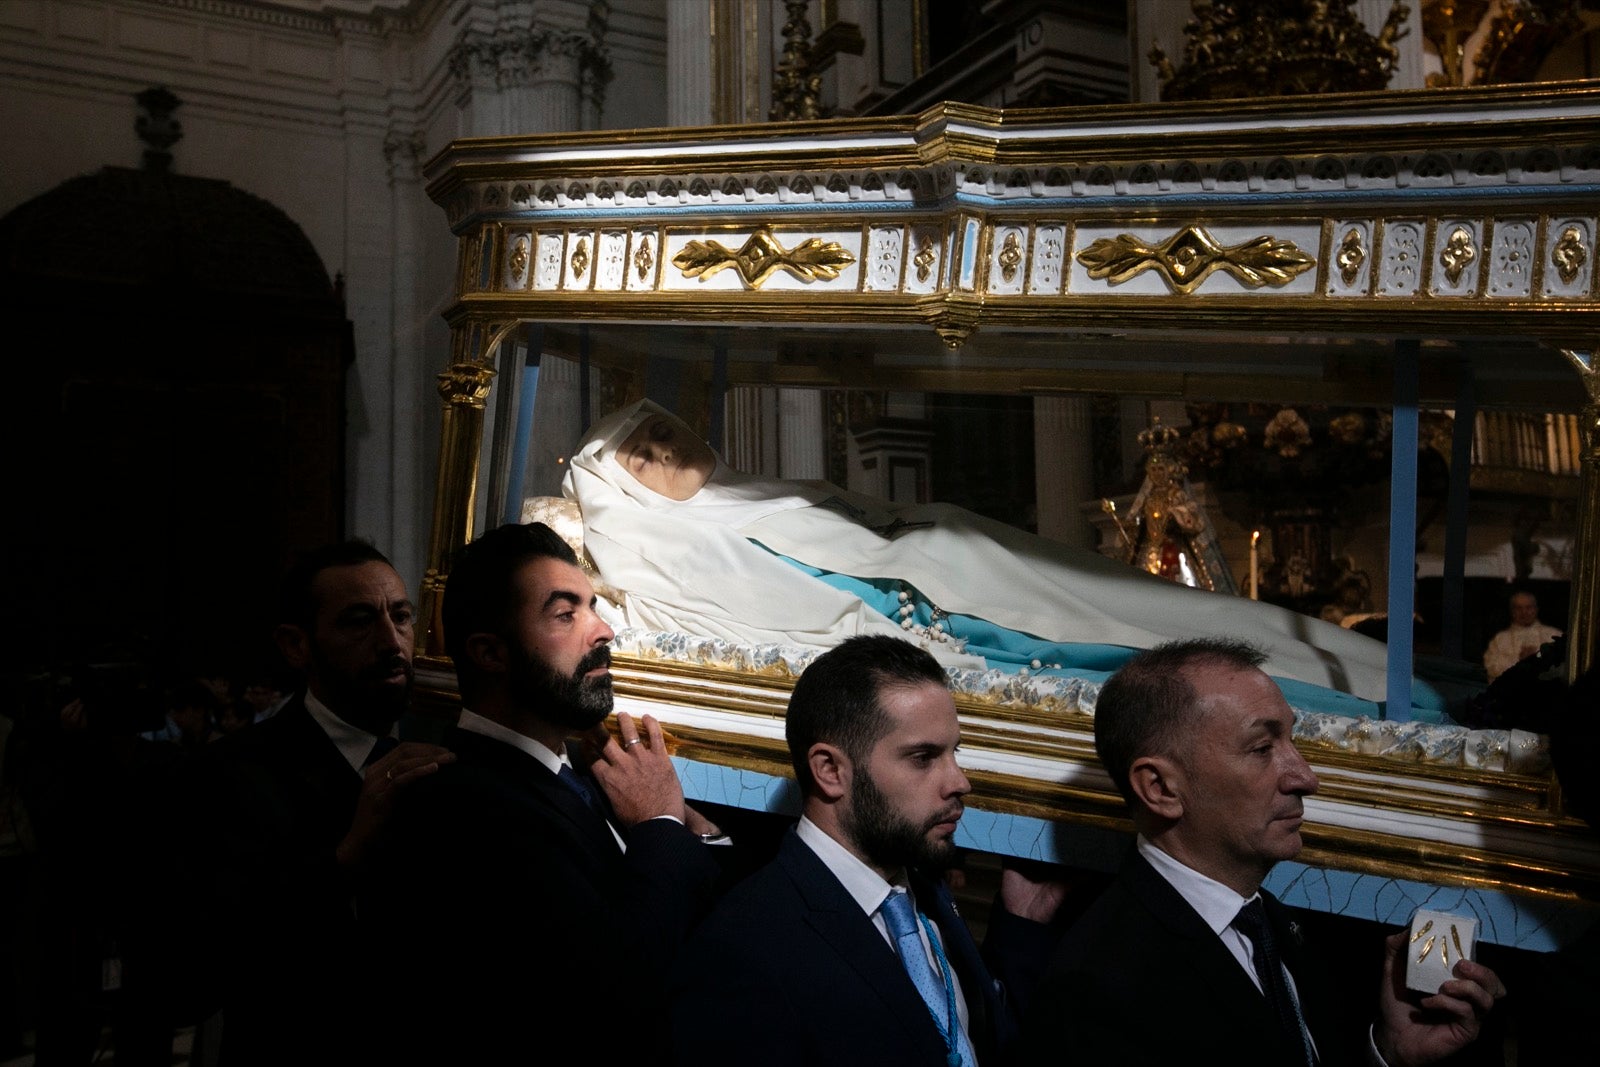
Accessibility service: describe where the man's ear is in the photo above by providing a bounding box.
[807,742,850,802]
[1128,754,1185,822]
[274,624,311,671]
[464,632,508,676]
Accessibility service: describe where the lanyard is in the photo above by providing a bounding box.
[916,909,966,1067]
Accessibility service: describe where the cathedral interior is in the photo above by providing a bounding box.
[3,1,1599,1063]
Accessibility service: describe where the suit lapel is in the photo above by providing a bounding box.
[1122,853,1287,1035]
[778,834,953,1062]
[443,726,623,862]
[913,870,996,1057]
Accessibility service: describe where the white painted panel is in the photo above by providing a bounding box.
[1485,219,1535,298]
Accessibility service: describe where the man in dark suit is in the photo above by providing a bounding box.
[670,634,1057,1067]
[1017,638,1505,1067]
[358,521,722,1063]
[191,540,453,1066]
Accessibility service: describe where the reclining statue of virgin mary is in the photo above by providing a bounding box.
[562,399,1448,722]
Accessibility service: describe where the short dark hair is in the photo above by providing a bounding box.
[1094,638,1268,805]
[277,540,393,630]
[785,635,948,792]
[442,522,580,701]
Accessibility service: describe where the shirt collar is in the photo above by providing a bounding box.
[797,816,906,917]
[456,707,568,776]
[302,690,388,774]
[1137,835,1257,936]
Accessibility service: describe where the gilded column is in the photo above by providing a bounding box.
[1564,350,1599,681]
[420,340,496,656]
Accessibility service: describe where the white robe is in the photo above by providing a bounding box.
[564,400,1395,702]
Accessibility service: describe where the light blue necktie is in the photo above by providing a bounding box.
[879,888,976,1067]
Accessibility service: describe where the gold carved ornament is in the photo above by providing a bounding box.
[436,362,495,410]
[634,235,654,280]
[1439,226,1477,285]
[1337,228,1366,286]
[509,236,529,278]
[1076,225,1315,295]
[1553,225,1588,285]
[998,231,1023,282]
[913,239,936,283]
[571,237,590,280]
[672,229,856,289]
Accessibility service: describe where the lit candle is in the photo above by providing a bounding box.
[1249,530,1260,600]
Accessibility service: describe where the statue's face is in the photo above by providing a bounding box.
[615,413,717,500]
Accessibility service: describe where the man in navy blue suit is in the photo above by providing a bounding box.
[1017,638,1506,1067]
[359,522,722,1063]
[671,634,1056,1067]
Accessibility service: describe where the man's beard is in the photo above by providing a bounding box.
[842,765,963,873]
[507,642,614,730]
[311,650,414,733]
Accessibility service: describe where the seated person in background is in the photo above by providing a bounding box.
[564,400,1448,721]
[1483,589,1561,682]
[1015,638,1505,1067]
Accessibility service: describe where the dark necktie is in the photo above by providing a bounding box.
[1233,898,1316,1067]
[557,763,607,819]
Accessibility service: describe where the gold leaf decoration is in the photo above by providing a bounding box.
[509,236,529,279]
[1439,226,1477,285]
[571,237,590,280]
[1553,225,1588,285]
[1336,227,1365,286]
[1076,224,1315,295]
[913,238,936,283]
[998,231,1023,281]
[672,229,856,288]
[634,235,654,280]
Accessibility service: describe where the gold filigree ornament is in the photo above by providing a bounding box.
[634,235,654,280]
[672,229,856,289]
[998,231,1023,282]
[1553,225,1588,285]
[509,236,530,279]
[571,237,590,280]
[1337,228,1366,286]
[913,239,936,283]
[1076,225,1315,295]
[1439,226,1477,285]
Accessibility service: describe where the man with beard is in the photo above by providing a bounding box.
[190,539,452,1066]
[670,634,1059,1067]
[358,521,722,1063]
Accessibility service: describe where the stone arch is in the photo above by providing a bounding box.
[1,164,351,678]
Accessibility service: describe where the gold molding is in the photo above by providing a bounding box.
[671,229,857,288]
[1076,225,1316,294]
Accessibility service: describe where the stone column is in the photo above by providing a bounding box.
[1034,396,1095,549]
[779,387,826,480]
[667,0,715,126]
[384,129,431,593]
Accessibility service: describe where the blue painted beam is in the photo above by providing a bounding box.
[1386,339,1420,719]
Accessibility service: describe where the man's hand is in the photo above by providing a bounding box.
[998,858,1071,925]
[1374,930,1506,1067]
[337,741,454,870]
[586,712,688,827]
